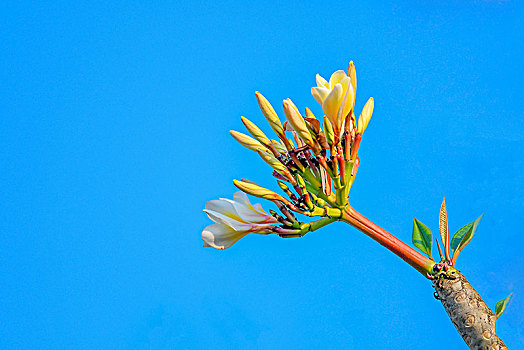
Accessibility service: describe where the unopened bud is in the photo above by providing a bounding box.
[255,91,284,137]
[233,179,286,202]
[271,139,287,154]
[296,174,306,189]
[277,180,290,192]
[283,99,318,153]
[241,116,271,146]
[347,61,357,96]
[323,116,335,146]
[257,150,290,176]
[304,107,316,120]
[357,97,374,134]
[230,130,266,152]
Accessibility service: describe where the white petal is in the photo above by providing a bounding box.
[232,192,265,219]
[329,70,348,89]
[201,223,249,249]
[322,83,343,128]
[311,86,330,105]
[204,209,253,231]
[252,203,267,215]
[316,74,329,88]
[233,201,273,224]
[233,191,251,207]
[238,204,276,223]
[233,191,270,216]
[205,199,240,219]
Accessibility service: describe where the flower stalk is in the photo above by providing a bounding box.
[341,205,435,276]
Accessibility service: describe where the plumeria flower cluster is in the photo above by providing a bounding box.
[202,61,375,249]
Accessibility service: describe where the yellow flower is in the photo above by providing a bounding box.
[311,70,355,134]
[202,192,278,249]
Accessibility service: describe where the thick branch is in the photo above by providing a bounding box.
[433,269,508,350]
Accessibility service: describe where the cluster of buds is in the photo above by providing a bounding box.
[203,62,375,248]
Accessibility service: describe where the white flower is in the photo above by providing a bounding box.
[202,191,278,249]
[311,70,355,133]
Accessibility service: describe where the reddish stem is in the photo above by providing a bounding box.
[350,134,362,160]
[338,155,345,185]
[436,239,445,261]
[342,206,434,276]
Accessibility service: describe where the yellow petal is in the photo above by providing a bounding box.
[357,97,374,134]
[337,81,355,130]
[230,130,266,152]
[339,76,350,93]
[329,70,348,89]
[255,91,284,136]
[316,74,329,88]
[322,83,343,131]
[311,86,330,105]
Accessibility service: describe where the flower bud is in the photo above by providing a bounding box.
[255,91,284,137]
[296,174,306,189]
[347,61,357,96]
[271,139,287,153]
[323,116,335,146]
[233,179,287,202]
[230,130,266,152]
[283,99,318,153]
[357,97,374,134]
[241,116,271,147]
[277,180,290,192]
[257,150,290,177]
[304,107,316,120]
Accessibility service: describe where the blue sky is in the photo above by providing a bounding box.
[1,1,523,348]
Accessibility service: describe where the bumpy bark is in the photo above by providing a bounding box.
[433,269,508,349]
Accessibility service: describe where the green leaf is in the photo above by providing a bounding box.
[495,293,513,319]
[452,214,483,261]
[450,222,473,254]
[412,218,433,259]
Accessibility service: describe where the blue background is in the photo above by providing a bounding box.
[1,1,523,348]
